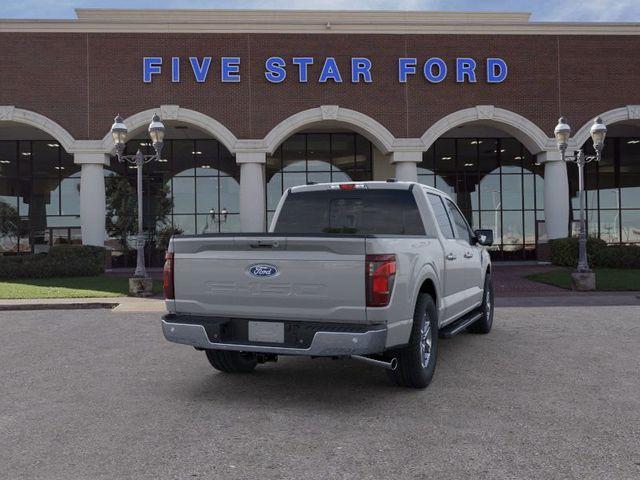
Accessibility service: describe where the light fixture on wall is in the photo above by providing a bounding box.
[553,116,607,281]
[110,113,166,279]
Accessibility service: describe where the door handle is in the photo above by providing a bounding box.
[464,251,474,259]
[446,253,457,261]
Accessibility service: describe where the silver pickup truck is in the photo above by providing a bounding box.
[162,181,494,388]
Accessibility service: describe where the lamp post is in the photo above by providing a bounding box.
[110,114,165,279]
[553,116,607,279]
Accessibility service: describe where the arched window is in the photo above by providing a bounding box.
[418,137,544,260]
[266,132,373,225]
[106,138,240,267]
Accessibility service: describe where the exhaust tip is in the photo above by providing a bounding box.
[389,357,398,371]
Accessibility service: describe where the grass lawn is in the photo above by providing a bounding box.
[0,276,163,299]
[526,268,640,291]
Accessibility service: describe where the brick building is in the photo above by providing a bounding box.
[1,9,639,265]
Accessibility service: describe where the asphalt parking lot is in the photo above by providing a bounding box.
[1,306,639,480]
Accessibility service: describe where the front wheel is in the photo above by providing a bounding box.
[205,349,258,373]
[387,293,439,389]
[467,273,494,334]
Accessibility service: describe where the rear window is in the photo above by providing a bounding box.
[273,189,425,235]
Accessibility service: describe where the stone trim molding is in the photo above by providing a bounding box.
[535,151,563,164]
[3,10,640,35]
[100,105,239,154]
[421,105,553,154]
[571,105,640,149]
[0,106,76,153]
[263,106,396,154]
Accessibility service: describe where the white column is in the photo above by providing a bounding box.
[237,151,266,232]
[75,153,109,246]
[391,151,422,182]
[539,151,569,239]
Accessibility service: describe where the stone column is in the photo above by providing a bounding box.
[237,151,266,232]
[75,152,110,246]
[538,151,569,240]
[391,151,422,182]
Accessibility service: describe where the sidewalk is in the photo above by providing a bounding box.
[0,296,166,312]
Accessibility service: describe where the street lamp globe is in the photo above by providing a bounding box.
[148,113,166,156]
[590,116,607,154]
[554,117,571,154]
[110,115,128,154]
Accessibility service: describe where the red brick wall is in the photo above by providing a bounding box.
[1,32,639,142]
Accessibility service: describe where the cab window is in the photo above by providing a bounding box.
[445,198,474,244]
[427,193,455,239]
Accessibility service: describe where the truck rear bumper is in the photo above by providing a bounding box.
[161,315,387,356]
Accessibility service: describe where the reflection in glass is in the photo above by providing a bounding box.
[196,177,219,214]
[0,140,79,253]
[172,177,195,214]
[571,136,640,244]
[172,214,196,235]
[502,211,523,251]
[599,210,620,243]
[266,133,372,219]
[501,175,523,210]
[621,211,640,243]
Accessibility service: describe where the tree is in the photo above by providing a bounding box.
[0,201,21,246]
[105,175,173,252]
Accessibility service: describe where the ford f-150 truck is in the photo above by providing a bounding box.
[162,181,494,388]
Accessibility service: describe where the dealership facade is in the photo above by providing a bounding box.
[0,9,639,264]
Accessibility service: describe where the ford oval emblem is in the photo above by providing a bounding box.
[248,264,279,278]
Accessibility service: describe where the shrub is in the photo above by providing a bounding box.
[593,245,640,269]
[550,237,640,269]
[549,237,607,267]
[0,245,106,279]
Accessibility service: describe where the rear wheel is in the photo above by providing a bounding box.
[387,294,438,389]
[467,273,494,334]
[205,349,258,373]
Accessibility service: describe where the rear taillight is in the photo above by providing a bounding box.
[163,252,174,300]
[366,254,396,307]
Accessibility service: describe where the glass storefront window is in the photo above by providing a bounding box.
[420,136,545,259]
[569,136,640,245]
[105,138,240,267]
[266,133,373,219]
[0,140,80,253]
[621,210,640,243]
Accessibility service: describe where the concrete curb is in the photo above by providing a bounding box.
[0,296,165,312]
[0,302,119,311]
[496,294,640,308]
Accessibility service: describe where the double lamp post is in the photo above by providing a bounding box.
[110,114,165,282]
[553,116,607,287]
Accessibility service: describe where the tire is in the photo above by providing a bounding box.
[205,349,258,374]
[387,294,438,389]
[467,273,494,334]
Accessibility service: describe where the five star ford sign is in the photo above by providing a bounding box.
[143,56,508,84]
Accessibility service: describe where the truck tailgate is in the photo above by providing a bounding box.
[173,236,367,322]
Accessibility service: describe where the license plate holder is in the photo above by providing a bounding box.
[248,321,285,343]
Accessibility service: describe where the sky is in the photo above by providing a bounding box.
[1,0,640,22]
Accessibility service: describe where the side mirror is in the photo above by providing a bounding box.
[473,229,493,246]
